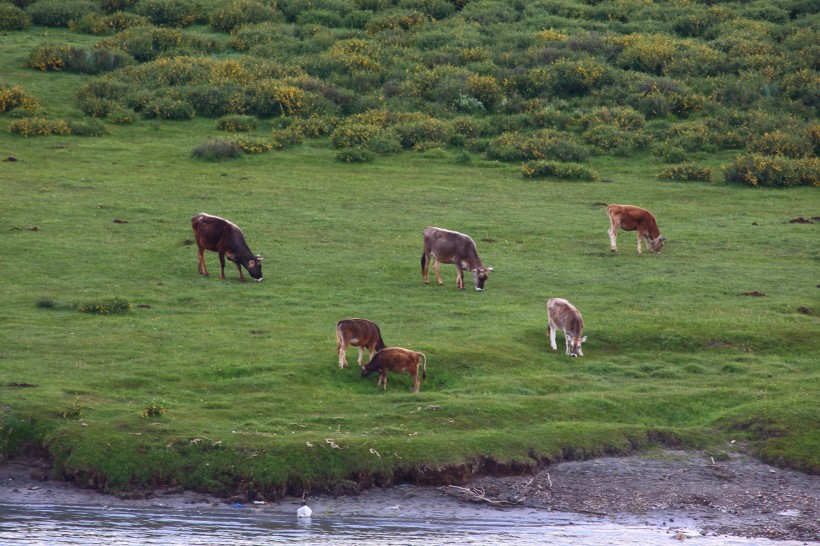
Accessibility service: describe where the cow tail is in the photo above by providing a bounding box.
[420,353,427,382]
[421,251,427,272]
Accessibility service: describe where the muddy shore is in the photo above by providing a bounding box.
[1,449,817,543]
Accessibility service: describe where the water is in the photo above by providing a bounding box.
[0,502,812,546]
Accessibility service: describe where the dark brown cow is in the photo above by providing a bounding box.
[547,298,587,357]
[191,213,263,282]
[607,205,665,254]
[421,226,492,291]
[361,347,427,392]
[336,318,387,369]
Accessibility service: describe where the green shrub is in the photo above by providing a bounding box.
[582,124,649,154]
[72,11,150,34]
[548,58,611,97]
[209,0,281,32]
[10,117,72,136]
[25,0,99,27]
[217,115,257,132]
[330,122,380,148]
[245,81,305,117]
[60,397,86,419]
[28,45,135,74]
[0,3,31,30]
[723,153,819,188]
[100,0,140,13]
[751,130,813,159]
[393,117,451,149]
[140,401,166,419]
[66,119,107,136]
[657,164,712,182]
[522,160,599,181]
[365,10,428,34]
[78,296,130,314]
[366,131,402,154]
[97,27,221,62]
[192,139,244,161]
[233,136,274,153]
[336,147,375,163]
[269,126,305,149]
[142,98,194,120]
[0,85,40,114]
[135,0,201,27]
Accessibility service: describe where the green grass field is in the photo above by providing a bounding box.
[2,120,817,495]
[1,18,818,498]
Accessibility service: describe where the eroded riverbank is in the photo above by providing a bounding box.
[1,450,817,543]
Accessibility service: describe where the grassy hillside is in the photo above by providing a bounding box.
[0,0,817,497]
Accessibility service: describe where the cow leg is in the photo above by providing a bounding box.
[197,247,209,276]
[338,343,347,368]
[456,266,464,290]
[379,372,387,390]
[549,323,558,351]
[637,233,643,254]
[564,333,572,355]
[608,226,618,252]
[236,262,246,282]
[422,252,430,284]
[218,253,227,280]
[357,346,366,367]
[433,259,443,286]
[412,370,420,393]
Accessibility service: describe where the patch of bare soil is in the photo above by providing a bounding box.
[1,450,817,542]
[464,450,819,542]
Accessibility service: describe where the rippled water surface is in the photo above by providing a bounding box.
[0,503,811,545]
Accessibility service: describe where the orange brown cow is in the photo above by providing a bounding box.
[607,205,665,254]
[361,347,427,392]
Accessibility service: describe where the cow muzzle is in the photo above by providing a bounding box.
[255,277,263,282]
[475,287,483,291]
[570,354,578,358]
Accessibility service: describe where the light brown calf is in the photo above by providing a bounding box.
[336,318,386,369]
[607,204,665,254]
[361,347,427,392]
[547,298,587,358]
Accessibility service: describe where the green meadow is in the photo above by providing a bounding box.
[1,0,818,498]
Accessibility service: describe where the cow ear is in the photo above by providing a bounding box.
[658,237,666,242]
[248,260,256,268]
[487,267,494,272]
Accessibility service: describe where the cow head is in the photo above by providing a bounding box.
[650,237,666,254]
[245,255,263,281]
[471,267,493,291]
[568,335,588,357]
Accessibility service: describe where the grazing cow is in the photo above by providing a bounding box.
[336,318,387,369]
[191,213,263,282]
[361,347,427,392]
[421,226,493,291]
[607,204,665,254]
[547,298,587,358]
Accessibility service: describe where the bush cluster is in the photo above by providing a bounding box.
[192,139,244,161]
[216,115,257,132]
[0,85,40,114]
[522,161,599,181]
[0,3,31,30]
[28,45,135,74]
[723,154,819,188]
[657,164,713,182]
[10,117,71,137]
[25,0,99,27]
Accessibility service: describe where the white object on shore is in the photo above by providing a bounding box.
[297,503,312,519]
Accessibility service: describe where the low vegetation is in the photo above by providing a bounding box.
[0,0,817,498]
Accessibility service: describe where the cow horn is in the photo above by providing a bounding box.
[658,237,666,242]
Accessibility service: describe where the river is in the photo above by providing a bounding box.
[0,502,813,545]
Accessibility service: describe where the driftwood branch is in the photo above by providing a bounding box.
[438,485,524,507]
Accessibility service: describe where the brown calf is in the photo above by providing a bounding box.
[607,204,665,254]
[191,213,263,282]
[547,298,587,358]
[361,347,427,392]
[421,226,492,291]
[336,318,387,369]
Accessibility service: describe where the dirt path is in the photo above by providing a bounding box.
[1,450,817,542]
